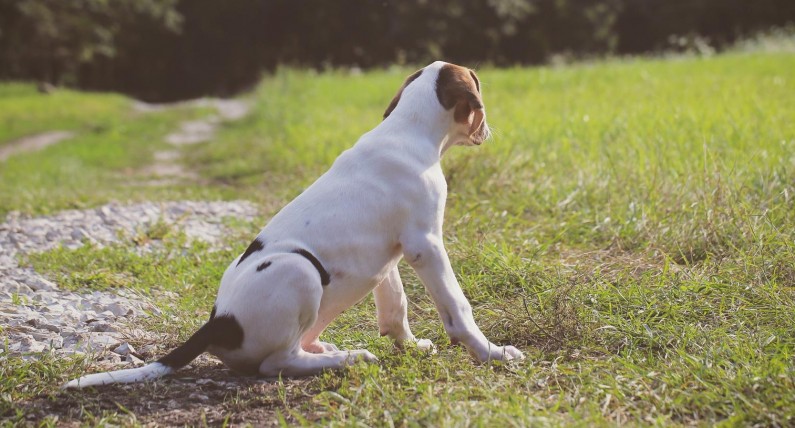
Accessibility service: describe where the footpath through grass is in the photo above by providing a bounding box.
[0,83,139,146]
[2,51,794,425]
[0,86,227,216]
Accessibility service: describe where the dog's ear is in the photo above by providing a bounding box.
[383,68,424,119]
[436,65,484,137]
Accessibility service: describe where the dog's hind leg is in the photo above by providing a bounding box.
[300,279,374,354]
[258,348,377,377]
[241,252,376,376]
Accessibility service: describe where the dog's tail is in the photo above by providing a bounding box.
[63,314,243,389]
[62,361,173,389]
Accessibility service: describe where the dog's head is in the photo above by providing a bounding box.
[383,62,491,147]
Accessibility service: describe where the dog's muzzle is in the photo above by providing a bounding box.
[472,124,491,145]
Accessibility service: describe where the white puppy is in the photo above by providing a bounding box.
[65,61,523,388]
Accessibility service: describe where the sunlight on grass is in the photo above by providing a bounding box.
[0,83,130,144]
[0,94,227,216]
[2,51,794,425]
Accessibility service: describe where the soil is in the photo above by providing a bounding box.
[138,99,250,185]
[0,131,75,162]
[17,360,316,426]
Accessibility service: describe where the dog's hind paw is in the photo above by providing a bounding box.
[319,341,339,352]
[346,349,378,363]
[303,341,339,353]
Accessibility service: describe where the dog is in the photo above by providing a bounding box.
[64,61,523,388]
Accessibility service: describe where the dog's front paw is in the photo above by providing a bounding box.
[394,336,436,354]
[414,338,437,354]
[500,345,525,361]
[472,343,525,362]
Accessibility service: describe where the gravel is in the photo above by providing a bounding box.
[0,200,259,361]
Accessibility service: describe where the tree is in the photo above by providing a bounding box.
[0,0,181,84]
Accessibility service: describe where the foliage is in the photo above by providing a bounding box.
[0,84,220,216]
[0,0,181,85]
[1,0,793,100]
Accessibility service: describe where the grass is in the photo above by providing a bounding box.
[0,86,226,216]
[1,49,794,425]
[0,83,131,144]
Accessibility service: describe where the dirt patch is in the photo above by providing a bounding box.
[16,361,316,426]
[0,131,75,162]
[137,99,250,185]
[166,119,219,146]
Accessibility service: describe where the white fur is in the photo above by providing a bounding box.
[63,363,171,389]
[65,61,522,388]
[218,61,523,374]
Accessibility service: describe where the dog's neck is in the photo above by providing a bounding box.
[380,100,453,158]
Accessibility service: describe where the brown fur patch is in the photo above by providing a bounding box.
[436,64,488,143]
[435,64,483,123]
[383,68,423,119]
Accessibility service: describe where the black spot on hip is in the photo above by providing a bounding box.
[237,238,264,266]
[257,261,272,272]
[292,248,330,286]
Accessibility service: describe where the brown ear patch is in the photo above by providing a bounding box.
[383,68,423,119]
[435,64,483,123]
[469,70,480,93]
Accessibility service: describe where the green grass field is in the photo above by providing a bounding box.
[0,83,132,145]
[1,50,794,426]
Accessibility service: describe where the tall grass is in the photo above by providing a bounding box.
[2,51,794,425]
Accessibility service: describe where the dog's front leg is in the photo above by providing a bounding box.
[402,234,524,362]
[374,266,434,351]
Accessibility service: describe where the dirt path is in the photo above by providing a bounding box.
[136,99,251,185]
[0,98,249,167]
[0,131,75,162]
[2,99,280,425]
